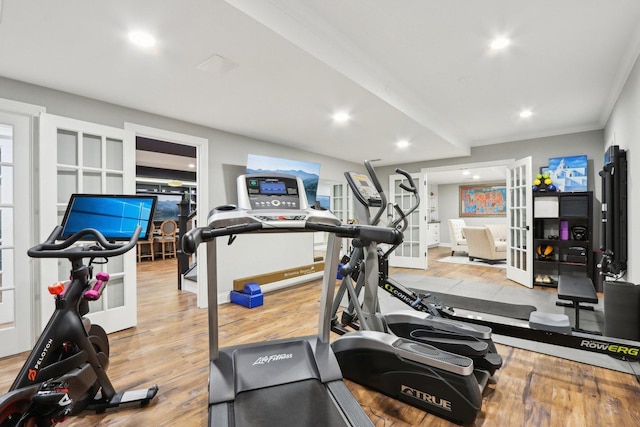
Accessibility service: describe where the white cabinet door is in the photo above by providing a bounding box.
[39,114,137,333]
[427,223,440,247]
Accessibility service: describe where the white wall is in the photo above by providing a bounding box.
[0,77,360,305]
[604,54,640,283]
[376,130,606,248]
[437,182,507,245]
[0,77,360,201]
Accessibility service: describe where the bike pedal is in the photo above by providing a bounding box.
[33,391,70,406]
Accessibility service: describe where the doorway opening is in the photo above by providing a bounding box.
[126,123,209,306]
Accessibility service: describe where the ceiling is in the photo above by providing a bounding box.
[427,166,506,185]
[1,1,640,166]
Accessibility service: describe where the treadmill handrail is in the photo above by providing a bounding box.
[182,221,403,254]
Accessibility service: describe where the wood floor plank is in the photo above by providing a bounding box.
[0,247,635,426]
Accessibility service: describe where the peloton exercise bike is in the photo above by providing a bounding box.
[0,194,159,427]
[331,162,502,376]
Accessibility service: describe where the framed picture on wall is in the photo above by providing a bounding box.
[152,194,182,222]
[459,184,507,217]
[246,154,321,204]
[547,155,588,192]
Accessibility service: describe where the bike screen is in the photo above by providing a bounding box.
[60,194,157,241]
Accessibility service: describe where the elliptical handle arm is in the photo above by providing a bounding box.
[392,204,409,232]
[393,167,421,219]
[28,226,141,258]
[364,160,388,225]
[364,160,385,193]
[394,168,418,194]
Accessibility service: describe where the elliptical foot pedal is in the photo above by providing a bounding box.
[473,369,491,394]
[529,311,571,334]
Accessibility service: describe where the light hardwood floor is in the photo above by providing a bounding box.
[1,247,637,426]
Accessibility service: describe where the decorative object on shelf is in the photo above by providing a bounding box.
[532,171,557,193]
[547,154,588,192]
[560,220,569,240]
[536,244,554,260]
[459,184,507,217]
[571,225,587,241]
[535,274,553,284]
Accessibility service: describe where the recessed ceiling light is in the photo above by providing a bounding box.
[395,140,410,149]
[128,30,156,48]
[462,169,470,176]
[472,175,480,180]
[490,37,510,50]
[332,111,351,124]
[520,109,533,118]
[188,163,196,168]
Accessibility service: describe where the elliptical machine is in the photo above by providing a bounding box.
[330,163,496,425]
[331,162,502,375]
[0,194,159,427]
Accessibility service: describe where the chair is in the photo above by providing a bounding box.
[137,223,155,262]
[156,220,178,259]
[448,219,468,256]
[462,226,507,264]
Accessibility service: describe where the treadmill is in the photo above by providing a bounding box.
[182,173,403,426]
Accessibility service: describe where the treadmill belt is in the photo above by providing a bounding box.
[234,379,347,426]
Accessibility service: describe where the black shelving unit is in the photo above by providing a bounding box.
[532,192,593,287]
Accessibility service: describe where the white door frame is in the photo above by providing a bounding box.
[421,158,515,249]
[124,123,209,308]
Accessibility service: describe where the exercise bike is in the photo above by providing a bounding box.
[0,194,159,427]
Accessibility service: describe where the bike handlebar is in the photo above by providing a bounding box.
[28,226,142,259]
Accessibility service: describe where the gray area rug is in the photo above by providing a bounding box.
[438,255,506,269]
[377,273,639,375]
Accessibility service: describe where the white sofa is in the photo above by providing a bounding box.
[485,223,508,243]
[448,219,468,256]
[462,226,507,264]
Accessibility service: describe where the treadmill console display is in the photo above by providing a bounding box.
[238,174,308,210]
[243,175,303,210]
[259,181,287,195]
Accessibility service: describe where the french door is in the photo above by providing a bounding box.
[388,173,426,269]
[506,157,533,287]
[39,114,137,333]
[0,111,32,357]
